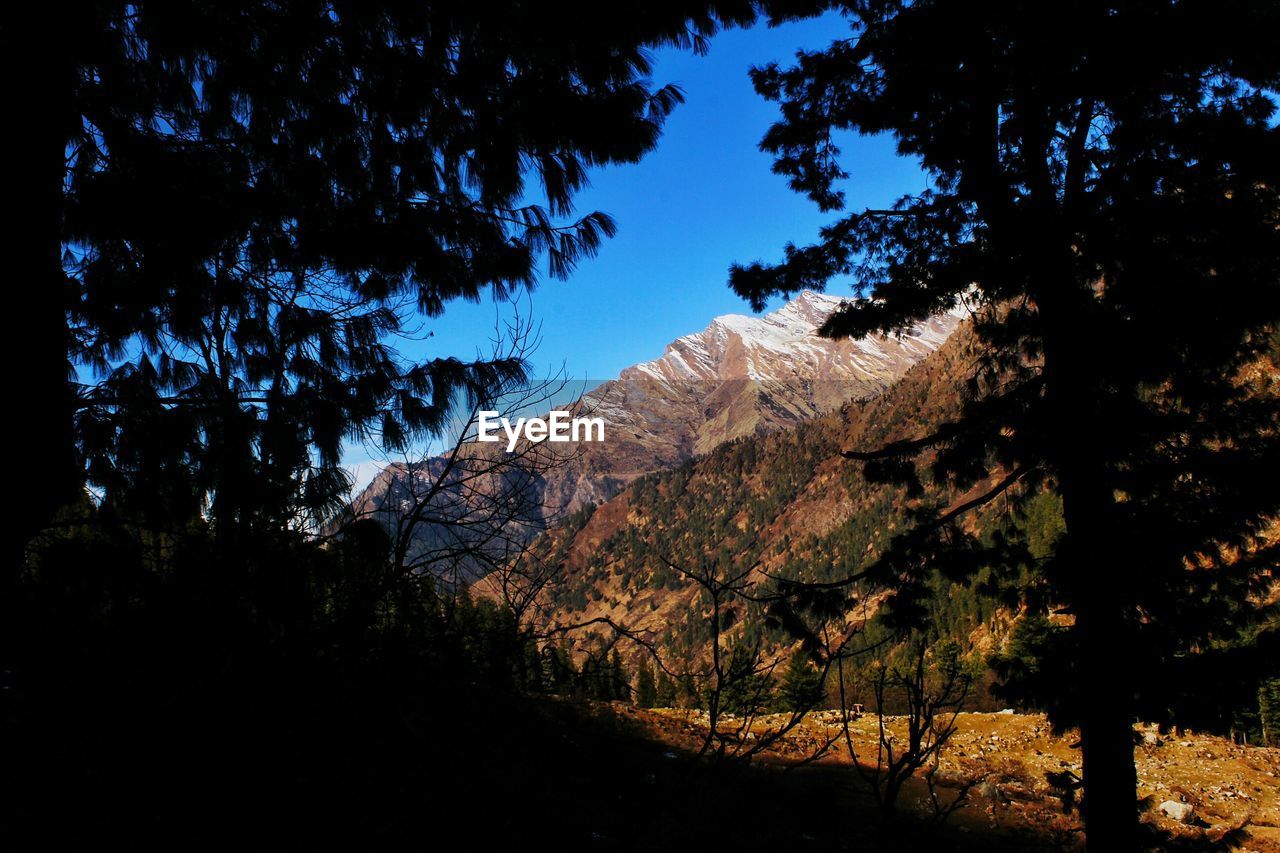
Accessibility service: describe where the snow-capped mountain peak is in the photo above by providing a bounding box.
[623,290,958,384]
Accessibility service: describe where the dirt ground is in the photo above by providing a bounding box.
[618,706,1280,850]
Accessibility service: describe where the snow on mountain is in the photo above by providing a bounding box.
[623,290,960,385]
[553,289,964,499]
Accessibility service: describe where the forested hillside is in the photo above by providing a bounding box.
[502,322,1280,740]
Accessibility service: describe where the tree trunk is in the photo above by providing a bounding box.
[1075,585,1139,850]
[1040,285,1141,851]
[9,11,80,576]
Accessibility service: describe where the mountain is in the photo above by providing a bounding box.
[497,319,1029,692]
[625,290,954,387]
[506,313,1280,723]
[349,291,962,563]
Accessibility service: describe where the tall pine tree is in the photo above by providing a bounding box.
[734,2,1280,847]
[9,1,761,561]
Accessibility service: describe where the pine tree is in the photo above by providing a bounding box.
[11,1,762,562]
[635,662,658,708]
[654,668,679,708]
[608,650,629,702]
[777,650,824,712]
[1261,678,1280,747]
[735,3,1280,847]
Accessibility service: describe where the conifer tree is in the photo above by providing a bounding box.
[10,1,761,561]
[655,667,679,708]
[608,649,629,702]
[777,649,824,712]
[635,662,658,708]
[1260,678,1280,747]
[735,2,1280,847]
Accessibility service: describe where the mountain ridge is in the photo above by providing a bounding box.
[350,291,962,567]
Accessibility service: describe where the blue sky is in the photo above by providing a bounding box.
[348,11,931,483]
[408,11,929,382]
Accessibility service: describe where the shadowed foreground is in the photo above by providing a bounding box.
[7,667,1208,852]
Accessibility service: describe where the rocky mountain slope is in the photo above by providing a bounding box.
[494,319,1002,667]
[350,291,961,561]
[618,290,955,451]
[508,313,1279,728]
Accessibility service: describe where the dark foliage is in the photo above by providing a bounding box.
[734,2,1280,847]
[13,0,764,555]
[4,3,776,845]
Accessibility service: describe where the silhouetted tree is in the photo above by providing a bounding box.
[735,2,1280,847]
[661,554,865,762]
[12,0,762,568]
[655,667,679,708]
[635,661,658,708]
[777,648,824,712]
[836,638,972,821]
[7,4,775,843]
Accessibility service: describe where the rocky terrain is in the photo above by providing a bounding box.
[623,707,1280,850]
[614,290,957,455]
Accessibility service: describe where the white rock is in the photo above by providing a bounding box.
[1158,800,1195,823]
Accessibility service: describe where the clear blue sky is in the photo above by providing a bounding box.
[408,11,929,382]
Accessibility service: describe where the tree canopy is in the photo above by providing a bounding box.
[733,1,1280,847]
[15,0,763,550]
